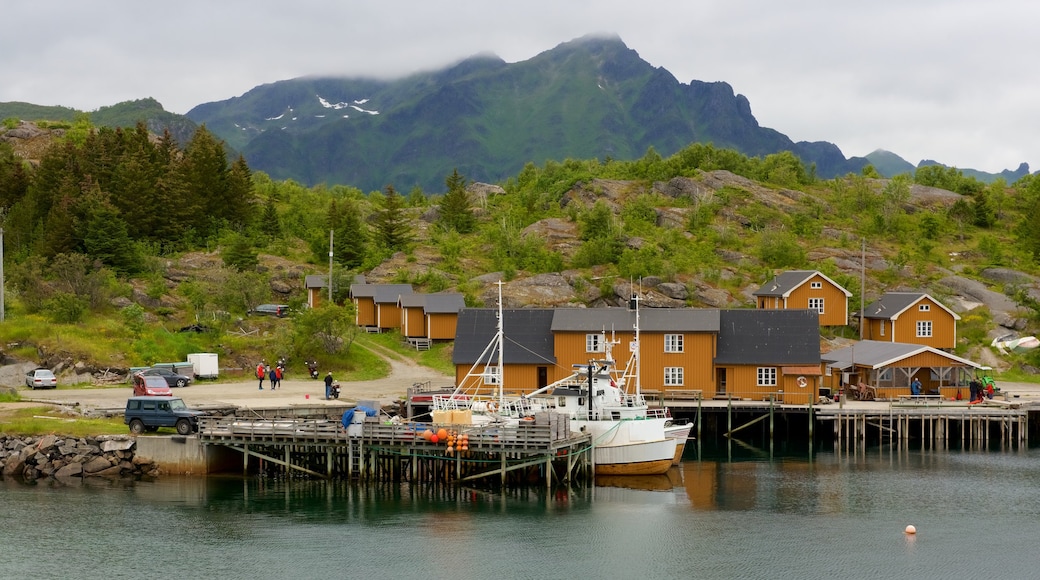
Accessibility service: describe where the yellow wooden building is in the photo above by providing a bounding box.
[752,270,852,327]
[349,283,412,330]
[823,340,981,400]
[860,292,959,350]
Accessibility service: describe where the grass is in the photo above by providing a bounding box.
[0,406,127,437]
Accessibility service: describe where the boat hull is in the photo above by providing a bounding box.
[664,422,693,465]
[576,418,677,476]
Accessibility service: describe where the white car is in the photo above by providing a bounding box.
[25,368,57,389]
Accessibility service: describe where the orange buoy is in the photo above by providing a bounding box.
[905,525,917,534]
[437,428,448,440]
[422,429,433,440]
[431,434,439,444]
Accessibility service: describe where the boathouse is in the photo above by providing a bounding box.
[714,309,822,404]
[822,339,981,400]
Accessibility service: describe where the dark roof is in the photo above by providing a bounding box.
[348,283,412,302]
[305,275,326,289]
[715,309,821,365]
[860,292,959,320]
[752,270,852,297]
[424,293,466,314]
[398,294,426,308]
[822,340,980,370]
[453,309,556,366]
[550,308,719,333]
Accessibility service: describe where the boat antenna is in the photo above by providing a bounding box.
[496,280,505,412]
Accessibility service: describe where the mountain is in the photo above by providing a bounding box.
[0,98,199,148]
[186,34,872,192]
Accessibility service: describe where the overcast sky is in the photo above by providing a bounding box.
[3,1,1037,173]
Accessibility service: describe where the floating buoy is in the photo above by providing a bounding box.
[905,525,917,535]
[430,434,439,444]
[422,429,433,441]
[437,428,448,440]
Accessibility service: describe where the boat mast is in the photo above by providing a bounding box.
[496,280,504,411]
[630,288,641,396]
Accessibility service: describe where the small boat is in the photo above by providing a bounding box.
[991,334,1039,355]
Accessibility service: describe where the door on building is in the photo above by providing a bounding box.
[716,368,727,397]
[537,366,548,390]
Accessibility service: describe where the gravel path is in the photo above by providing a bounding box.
[18,349,455,413]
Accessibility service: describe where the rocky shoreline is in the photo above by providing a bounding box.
[0,434,159,481]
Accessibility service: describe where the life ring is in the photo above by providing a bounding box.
[796,376,808,389]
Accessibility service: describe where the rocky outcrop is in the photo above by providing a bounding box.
[0,435,159,482]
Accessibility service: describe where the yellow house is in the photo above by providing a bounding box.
[860,292,959,350]
[752,270,852,327]
[349,283,412,329]
[548,308,719,393]
[823,340,981,400]
[452,308,556,395]
[713,309,823,404]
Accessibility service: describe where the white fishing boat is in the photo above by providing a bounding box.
[434,283,677,475]
[991,334,1040,355]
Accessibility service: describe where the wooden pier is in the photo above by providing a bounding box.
[197,416,593,488]
[656,392,1037,447]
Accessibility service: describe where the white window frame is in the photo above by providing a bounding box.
[585,334,603,353]
[808,297,825,314]
[757,367,777,387]
[482,366,501,385]
[919,304,931,312]
[810,281,822,289]
[664,367,684,386]
[917,320,933,337]
[664,334,684,353]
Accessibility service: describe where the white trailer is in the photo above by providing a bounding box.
[187,353,219,379]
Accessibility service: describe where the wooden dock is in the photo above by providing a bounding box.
[197,416,593,488]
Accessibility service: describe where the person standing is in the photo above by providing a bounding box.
[273,364,283,390]
[910,377,922,397]
[257,361,266,390]
[266,365,275,390]
[324,371,334,400]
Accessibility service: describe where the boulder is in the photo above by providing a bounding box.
[100,438,135,453]
[54,462,83,478]
[82,456,113,474]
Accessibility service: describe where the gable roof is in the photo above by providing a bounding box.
[453,309,556,366]
[398,294,426,308]
[550,308,720,333]
[423,293,466,314]
[752,270,852,298]
[305,275,326,289]
[351,283,413,301]
[822,340,980,370]
[715,309,821,365]
[861,292,960,321]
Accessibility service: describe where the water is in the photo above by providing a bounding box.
[3,444,1040,580]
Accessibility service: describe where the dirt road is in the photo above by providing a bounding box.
[20,349,455,413]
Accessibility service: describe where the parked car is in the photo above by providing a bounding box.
[124,396,204,435]
[251,304,291,317]
[140,366,192,388]
[132,373,173,397]
[25,368,57,389]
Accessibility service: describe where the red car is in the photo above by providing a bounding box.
[132,373,173,397]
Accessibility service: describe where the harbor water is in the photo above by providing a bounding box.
[3,443,1040,580]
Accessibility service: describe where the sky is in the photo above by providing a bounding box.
[3,1,1038,174]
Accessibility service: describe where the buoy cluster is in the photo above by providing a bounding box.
[422,428,470,454]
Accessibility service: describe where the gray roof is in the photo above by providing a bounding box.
[351,283,413,301]
[398,294,426,308]
[715,309,821,365]
[861,292,959,320]
[305,275,326,289]
[453,309,556,365]
[423,293,466,314]
[550,308,720,333]
[752,270,852,297]
[823,340,980,370]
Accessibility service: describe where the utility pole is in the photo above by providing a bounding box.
[860,238,865,340]
[328,229,334,303]
[0,227,5,323]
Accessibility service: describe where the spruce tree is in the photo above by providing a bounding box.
[372,185,412,252]
[437,168,476,234]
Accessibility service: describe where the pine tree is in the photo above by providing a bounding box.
[437,168,476,233]
[261,197,281,239]
[372,185,411,252]
[333,197,368,268]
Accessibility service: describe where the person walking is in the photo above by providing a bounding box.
[273,364,283,390]
[256,361,266,390]
[324,371,334,400]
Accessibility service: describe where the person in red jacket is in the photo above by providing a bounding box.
[257,361,266,390]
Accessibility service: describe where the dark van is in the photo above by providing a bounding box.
[124,396,204,435]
